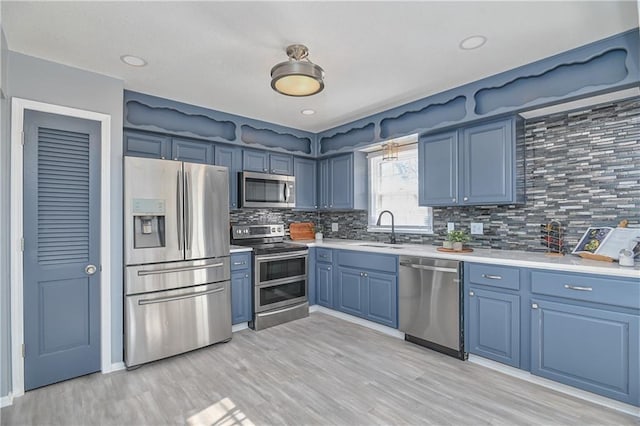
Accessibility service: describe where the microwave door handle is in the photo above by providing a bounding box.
[284,182,291,202]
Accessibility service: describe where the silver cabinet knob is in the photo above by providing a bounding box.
[263,168,267,172]
[85,264,97,275]
[452,198,456,202]
[245,274,249,278]
[532,303,539,309]
[463,197,469,201]
[469,291,474,296]
[314,205,318,208]
[364,273,368,277]
[327,267,331,271]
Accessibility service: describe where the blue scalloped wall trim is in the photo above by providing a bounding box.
[380,95,467,139]
[474,49,628,115]
[126,100,236,141]
[319,123,376,154]
[241,125,312,155]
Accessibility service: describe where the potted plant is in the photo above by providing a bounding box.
[447,230,470,251]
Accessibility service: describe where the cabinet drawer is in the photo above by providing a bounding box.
[531,270,640,309]
[230,253,251,271]
[316,248,333,263]
[338,250,397,273]
[468,263,520,290]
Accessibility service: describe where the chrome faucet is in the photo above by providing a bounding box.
[376,210,396,244]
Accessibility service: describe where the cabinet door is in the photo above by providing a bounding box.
[242,149,269,173]
[468,287,520,367]
[124,131,170,159]
[215,145,242,209]
[461,118,513,205]
[366,271,398,328]
[293,157,317,209]
[337,267,365,317]
[316,262,333,308]
[269,153,294,175]
[318,159,329,209]
[329,154,353,209]
[231,270,251,325]
[171,138,214,164]
[531,299,639,405]
[418,131,458,206]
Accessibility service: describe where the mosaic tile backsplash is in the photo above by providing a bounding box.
[232,98,640,253]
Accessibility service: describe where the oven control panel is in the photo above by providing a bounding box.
[231,224,285,239]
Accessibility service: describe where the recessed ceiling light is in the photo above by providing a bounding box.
[459,35,487,50]
[120,55,147,67]
[301,109,316,115]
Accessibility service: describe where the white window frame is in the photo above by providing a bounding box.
[367,143,433,235]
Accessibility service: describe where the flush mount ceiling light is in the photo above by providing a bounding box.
[459,35,487,50]
[120,54,147,67]
[271,44,325,97]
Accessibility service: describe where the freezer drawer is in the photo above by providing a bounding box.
[125,257,230,295]
[125,282,232,367]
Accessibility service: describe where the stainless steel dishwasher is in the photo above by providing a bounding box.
[398,256,466,360]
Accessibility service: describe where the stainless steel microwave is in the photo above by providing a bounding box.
[239,171,295,208]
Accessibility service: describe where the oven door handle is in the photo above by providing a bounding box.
[255,251,308,261]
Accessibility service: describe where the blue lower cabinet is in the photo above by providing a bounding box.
[531,299,639,406]
[230,253,252,325]
[337,267,365,317]
[468,287,520,368]
[366,271,397,328]
[335,265,398,328]
[316,262,333,308]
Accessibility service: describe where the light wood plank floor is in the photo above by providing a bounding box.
[2,312,638,425]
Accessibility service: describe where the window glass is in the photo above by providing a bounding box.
[368,145,433,234]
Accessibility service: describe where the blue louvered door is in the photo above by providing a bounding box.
[23,110,101,390]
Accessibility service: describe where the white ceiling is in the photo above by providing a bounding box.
[2,1,638,133]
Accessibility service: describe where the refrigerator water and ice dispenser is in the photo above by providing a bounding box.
[132,198,166,249]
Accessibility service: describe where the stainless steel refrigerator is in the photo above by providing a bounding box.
[124,156,231,367]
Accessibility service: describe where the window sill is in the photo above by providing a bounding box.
[367,226,434,235]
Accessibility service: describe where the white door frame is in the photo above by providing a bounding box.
[10,97,112,398]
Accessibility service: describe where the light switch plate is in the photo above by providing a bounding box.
[471,222,483,235]
[447,222,455,232]
[331,223,339,232]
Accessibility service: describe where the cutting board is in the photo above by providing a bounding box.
[289,222,315,240]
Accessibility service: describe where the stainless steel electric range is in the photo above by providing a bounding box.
[231,224,309,330]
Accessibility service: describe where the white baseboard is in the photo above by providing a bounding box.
[468,355,640,417]
[310,305,404,340]
[110,362,126,372]
[1,393,13,408]
[232,322,249,333]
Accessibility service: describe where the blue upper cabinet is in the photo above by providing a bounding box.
[418,131,458,206]
[294,157,317,210]
[243,150,294,175]
[242,149,269,173]
[171,137,214,164]
[318,153,367,210]
[419,117,524,207]
[461,118,518,205]
[214,144,242,209]
[124,130,170,159]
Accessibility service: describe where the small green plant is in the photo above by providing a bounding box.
[447,230,470,243]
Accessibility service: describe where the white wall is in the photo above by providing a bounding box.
[1,28,12,398]
[1,51,124,398]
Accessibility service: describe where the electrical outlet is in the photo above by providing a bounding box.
[471,222,483,235]
[331,223,339,232]
[447,222,455,232]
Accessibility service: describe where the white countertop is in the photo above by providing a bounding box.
[230,245,252,253]
[293,239,640,279]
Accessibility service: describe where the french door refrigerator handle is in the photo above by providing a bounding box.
[185,171,192,250]
[177,170,184,251]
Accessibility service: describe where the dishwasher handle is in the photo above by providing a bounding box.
[399,262,458,274]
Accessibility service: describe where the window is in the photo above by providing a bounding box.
[368,144,433,234]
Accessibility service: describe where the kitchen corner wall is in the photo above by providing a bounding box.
[318,98,640,252]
